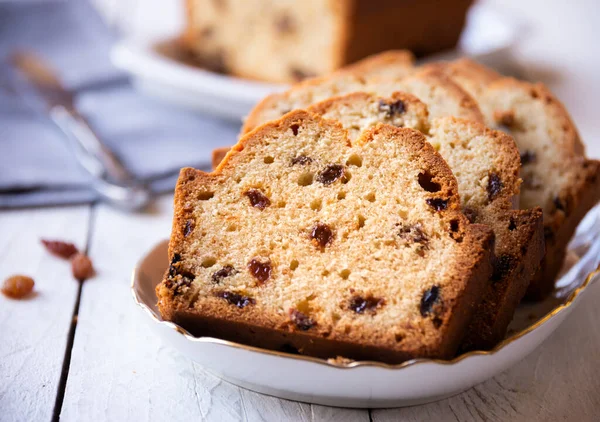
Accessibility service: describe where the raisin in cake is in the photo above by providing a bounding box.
[183,0,472,83]
[157,110,494,363]
[438,59,600,299]
[307,92,544,350]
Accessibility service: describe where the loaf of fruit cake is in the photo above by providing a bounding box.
[157,110,494,363]
[435,59,600,299]
[183,0,473,83]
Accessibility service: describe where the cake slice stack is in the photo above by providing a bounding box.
[157,51,600,363]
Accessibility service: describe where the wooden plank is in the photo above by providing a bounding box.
[312,406,369,422]
[372,281,600,422]
[238,390,311,422]
[60,195,201,421]
[237,392,368,421]
[0,205,91,422]
[59,195,366,421]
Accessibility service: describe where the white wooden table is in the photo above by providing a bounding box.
[2,1,600,421]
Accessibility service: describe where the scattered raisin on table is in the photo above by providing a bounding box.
[72,253,95,282]
[41,239,79,259]
[2,275,35,299]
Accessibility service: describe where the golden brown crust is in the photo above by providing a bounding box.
[352,124,460,213]
[158,109,495,363]
[308,92,517,215]
[216,86,427,171]
[431,119,543,348]
[420,116,540,349]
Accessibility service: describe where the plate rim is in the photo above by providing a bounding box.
[131,239,600,371]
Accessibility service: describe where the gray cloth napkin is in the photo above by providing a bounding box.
[0,1,240,208]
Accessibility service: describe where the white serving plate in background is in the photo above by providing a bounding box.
[112,3,527,121]
[131,206,600,408]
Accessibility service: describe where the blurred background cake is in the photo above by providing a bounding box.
[182,0,474,83]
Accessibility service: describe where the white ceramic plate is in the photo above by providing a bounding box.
[132,206,600,408]
[112,3,527,121]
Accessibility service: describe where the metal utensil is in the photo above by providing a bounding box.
[10,52,152,211]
